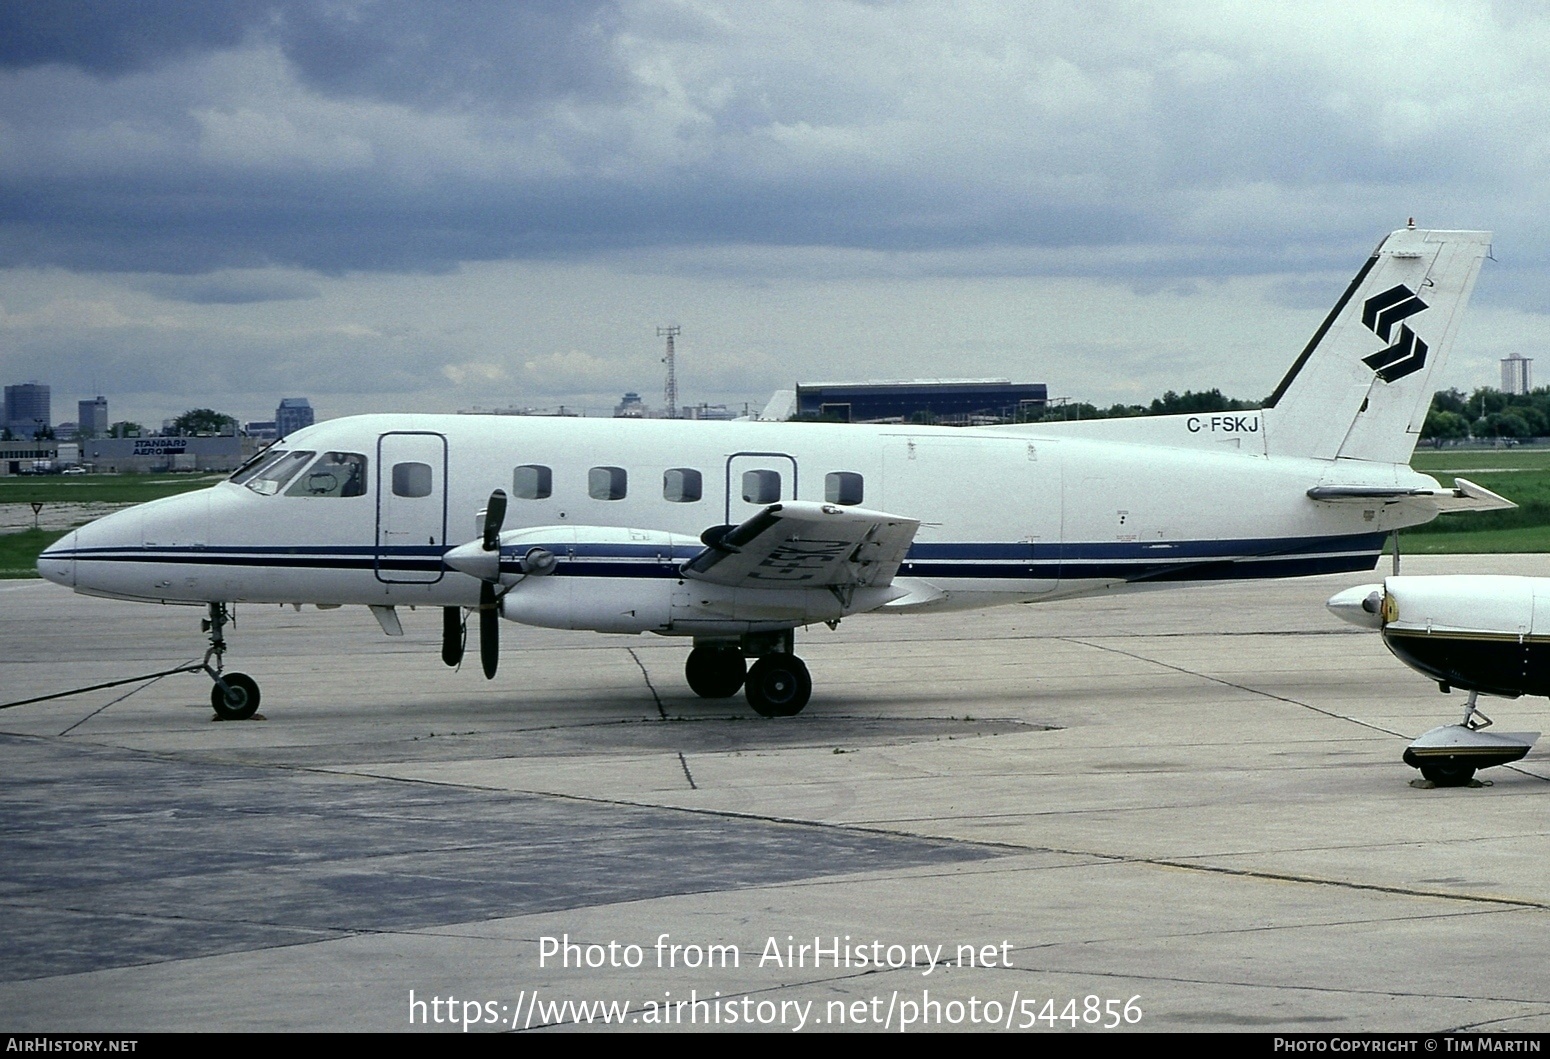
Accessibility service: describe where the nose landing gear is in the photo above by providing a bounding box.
[1403,691,1539,787]
[202,603,260,721]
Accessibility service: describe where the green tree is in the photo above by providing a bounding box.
[1421,409,1469,446]
[108,421,143,438]
[173,409,237,435]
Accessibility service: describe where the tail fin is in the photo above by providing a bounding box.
[1262,226,1491,464]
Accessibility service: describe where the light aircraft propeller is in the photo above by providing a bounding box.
[440,489,508,678]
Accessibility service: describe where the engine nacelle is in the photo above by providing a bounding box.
[494,524,903,635]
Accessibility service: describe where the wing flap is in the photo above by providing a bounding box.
[683,501,921,589]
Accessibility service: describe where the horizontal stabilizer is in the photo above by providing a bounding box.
[683,501,920,589]
[1306,476,1515,514]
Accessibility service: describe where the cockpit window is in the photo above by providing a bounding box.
[285,452,367,498]
[228,447,285,486]
[243,450,315,495]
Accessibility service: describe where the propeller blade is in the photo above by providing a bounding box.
[441,606,465,667]
[483,489,508,551]
[479,581,499,679]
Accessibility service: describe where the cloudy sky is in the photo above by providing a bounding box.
[2,0,1547,426]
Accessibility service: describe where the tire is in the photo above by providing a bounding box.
[211,673,261,721]
[744,655,811,717]
[685,645,747,698]
[1419,760,1476,786]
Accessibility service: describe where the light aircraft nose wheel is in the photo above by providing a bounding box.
[685,645,747,698]
[1417,759,1476,787]
[211,673,261,721]
[744,655,811,717]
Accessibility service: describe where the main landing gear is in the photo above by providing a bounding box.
[685,632,812,718]
[203,602,261,721]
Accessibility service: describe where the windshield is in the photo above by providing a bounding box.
[242,450,315,495]
[228,446,284,485]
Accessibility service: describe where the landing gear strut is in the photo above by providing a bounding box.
[202,602,261,721]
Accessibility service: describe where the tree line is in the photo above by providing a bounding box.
[1032,386,1546,444]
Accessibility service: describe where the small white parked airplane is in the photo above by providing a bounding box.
[1329,576,1543,785]
[38,224,1512,720]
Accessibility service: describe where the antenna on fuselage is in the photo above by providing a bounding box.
[659,324,681,419]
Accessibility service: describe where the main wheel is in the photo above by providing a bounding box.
[1419,759,1476,786]
[744,655,811,717]
[211,672,261,721]
[685,645,747,698]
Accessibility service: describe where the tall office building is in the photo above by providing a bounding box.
[275,397,315,437]
[1501,353,1533,396]
[77,395,109,437]
[4,382,50,437]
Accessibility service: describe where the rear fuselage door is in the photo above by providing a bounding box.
[725,452,798,525]
[375,431,448,584]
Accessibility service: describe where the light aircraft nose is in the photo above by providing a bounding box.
[37,529,77,588]
[1327,583,1385,628]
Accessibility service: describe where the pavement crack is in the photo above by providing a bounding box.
[626,647,668,721]
[677,750,698,789]
[1061,637,1411,738]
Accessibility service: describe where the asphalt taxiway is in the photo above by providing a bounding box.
[2,555,1548,1032]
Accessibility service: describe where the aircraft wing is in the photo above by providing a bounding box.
[1306,476,1516,514]
[682,501,921,589]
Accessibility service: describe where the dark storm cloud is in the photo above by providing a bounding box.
[0,1,1545,282]
[0,1,623,106]
[0,1,259,75]
[277,1,624,108]
[130,272,320,304]
[0,165,1149,276]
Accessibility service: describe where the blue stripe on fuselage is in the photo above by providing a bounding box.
[51,532,1386,583]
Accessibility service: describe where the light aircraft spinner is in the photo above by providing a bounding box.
[1329,576,1543,785]
[38,225,1511,723]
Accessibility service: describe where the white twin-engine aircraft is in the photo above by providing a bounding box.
[39,225,1511,721]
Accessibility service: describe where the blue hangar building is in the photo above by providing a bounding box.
[795,380,1048,424]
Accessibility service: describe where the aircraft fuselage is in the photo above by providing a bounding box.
[40,412,1431,619]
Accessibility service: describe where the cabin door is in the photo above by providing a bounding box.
[375,431,448,584]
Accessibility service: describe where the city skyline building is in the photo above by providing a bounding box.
[275,397,315,438]
[4,382,50,438]
[77,395,108,437]
[1501,353,1534,396]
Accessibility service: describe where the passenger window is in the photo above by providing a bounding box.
[287,452,367,498]
[589,466,627,500]
[513,464,552,500]
[825,471,864,506]
[663,468,702,503]
[244,450,314,496]
[392,462,433,498]
[742,469,781,504]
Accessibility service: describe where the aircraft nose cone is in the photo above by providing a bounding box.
[37,529,77,588]
[1327,583,1385,628]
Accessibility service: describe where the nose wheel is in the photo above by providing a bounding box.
[211,673,261,721]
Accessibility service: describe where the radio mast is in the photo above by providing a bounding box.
[658,325,681,419]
